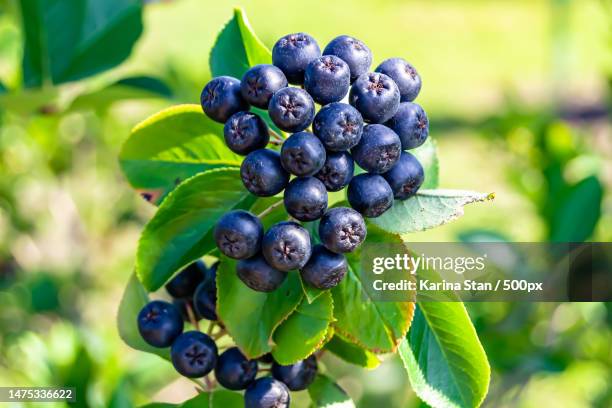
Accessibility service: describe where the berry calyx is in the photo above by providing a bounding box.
[319,207,366,253]
[262,221,312,271]
[137,300,184,348]
[214,210,264,260]
[200,76,249,123]
[223,111,270,155]
[170,331,218,378]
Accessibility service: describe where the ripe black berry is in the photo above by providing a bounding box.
[258,353,275,364]
[193,279,217,321]
[244,377,290,408]
[272,33,321,84]
[137,300,183,348]
[313,102,363,151]
[223,112,269,155]
[200,76,249,123]
[304,55,350,105]
[319,207,366,253]
[385,102,429,150]
[165,260,206,299]
[300,244,348,290]
[280,131,326,177]
[214,210,263,259]
[383,151,425,200]
[269,87,315,133]
[171,331,218,378]
[347,173,394,218]
[262,221,312,271]
[351,124,401,173]
[375,58,422,102]
[215,347,258,390]
[241,64,288,108]
[323,35,372,82]
[271,354,318,391]
[315,151,354,191]
[349,72,400,123]
[241,149,290,196]
[283,177,328,222]
[237,254,287,292]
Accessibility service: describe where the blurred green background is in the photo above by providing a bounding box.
[0,0,610,406]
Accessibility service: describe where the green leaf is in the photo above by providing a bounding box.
[331,226,414,353]
[372,189,494,234]
[209,7,271,79]
[324,335,381,369]
[20,0,143,86]
[120,104,242,205]
[140,390,242,408]
[308,375,355,408]
[398,303,490,408]
[117,274,170,360]
[140,393,209,408]
[272,292,333,365]
[411,137,439,189]
[216,257,303,358]
[136,168,255,291]
[550,175,602,242]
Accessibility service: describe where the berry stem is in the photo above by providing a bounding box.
[268,139,283,146]
[212,328,227,340]
[185,302,200,331]
[207,321,217,336]
[257,200,284,219]
[268,128,285,141]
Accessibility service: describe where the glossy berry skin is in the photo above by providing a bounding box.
[137,301,184,348]
[241,149,290,196]
[171,331,218,378]
[200,76,249,123]
[304,55,350,105]
[283,177,328,222]
[300,245,348,289]
[319,207,366,253]
[241,64,288,108]
[383,151,425,200]
[315,151,354,191]
[323,35,372,82]
[271,355,318,391]
[272,33,321,84]
[375,58,422,102]
[347,173,394,218]
[223,112,269,155]
[351,124,401,173]
[193,279,217,321]
[385,102,429,150]
[313,102,363,151]
[349,72,400,123]
[215,347,258,390]
[280,132,326,177]
[262,221,312,271]
[237,254,287,292]
[214,210,263,259]
[244,377,290,408]
[165,260,206,299]
[269,87,315,132]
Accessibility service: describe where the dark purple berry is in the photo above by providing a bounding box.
[283,177,328,222]
[244,377,290,408]
[383,151,425,200]
[241,149,290,196]
[269,87,315,133]
[351,124,401,173]
[262,221,312,271]
[385,102,429,150]
[200,76,248,123]
[304,55,350,105]
[193,280,217,321]
[137,300,183,348]
[375,58,422,102]
[300,245,348,290]
[271,355,318,391]
[241,64,288,108]
[323,35,372,82]
[165,260,206,299]
[347,173,394,218]
[349,72,400,123]
[171,331,218,378]
[280,131,326,177]
[215,347,258,390]
[272,33,321,84]
[214,210,263,259]
[223,111,269,155]
[319,207,366,253]
[313,102,363,151]
[237,254,287,292]
[314,151,354,192]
